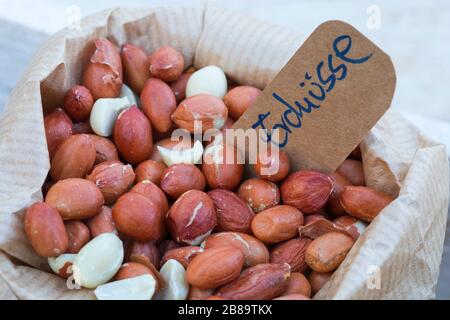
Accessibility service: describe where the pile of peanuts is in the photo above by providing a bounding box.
[24,39,394,300]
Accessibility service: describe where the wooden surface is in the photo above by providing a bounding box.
[0,17,448,299]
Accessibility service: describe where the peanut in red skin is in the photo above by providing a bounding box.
[112,192,166,242]
[24,202,69,258]
[203,232,270,268]
[65,220,91,254]
[281,171,334,214]
[131,181,169,215]
[253,149,290,182]
[89,135,119,165]
[86,206,116,238]
[50,134,96,181]
[114,106,153,166]
[340,186,393,222]
[171,94,228,133]
[305,232,355,273]
[251,205,304,244]
[208,189,255,233]
[121,44,150,94]
[202,143,244,191]
[44,109,74,159]
[161,246,204,269]
[166,190,217,245]
[186,246,244,289]
[217,263,291,300]
[45,178,104,220]
[135,160,167,186]
[283,272,312,298]
[270,238,311,273]
[160,164,206,199]
[237,178,280,213]
[127,241,160,270]
[224,85,262,120]
[337,159,366,186]
[82,39,123,100]
[63,85,94,122]
[149,46,185,82]
[86,160,136,205]
[309,271,333,295]
[141,78,177,134]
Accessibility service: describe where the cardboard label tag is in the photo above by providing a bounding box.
[233,20,396,173]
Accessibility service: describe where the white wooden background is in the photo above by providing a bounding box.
[0,0,449,299]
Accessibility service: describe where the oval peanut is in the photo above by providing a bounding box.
[89,135,119,165]
[281,171,333,214]
[112,192,166,242]
[224,85,261,120]
[86,206,117,238]
[87,160,135,204]
[284,272,311,298]
[65,220,91,254]
[45,178,104,220]
[251,205,304,244]
[166,190,217,245]
[44,109,74,159]
[340,186,393,222]
[131,181,169,215]
[24,202,69,258]
[149,46,185,82]
[186,246,244,289]
[270,238,311,273]
[217,263,291,300]
[135,160,167,186]
[50,134,96,181]
[114,106,153,165]
[207,189,255,233]
[203,232,269,268]
[121,44,150,94]
[172,94,228,133]
[237,178,280,213]
[305,232,355,273]
[82,39,123,100]
[141,78,177,133]
[160,164,206,199]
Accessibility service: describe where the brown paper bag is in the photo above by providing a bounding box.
[0,6,448,300]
